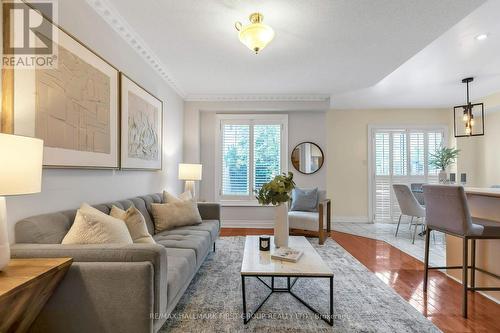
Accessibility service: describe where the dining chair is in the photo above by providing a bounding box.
[423,185,500,318]
[410,183,425,205]
[393,184,426,244]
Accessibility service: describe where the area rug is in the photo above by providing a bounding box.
[160,237,440,333]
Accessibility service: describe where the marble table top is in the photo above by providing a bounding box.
[241,236,334,277]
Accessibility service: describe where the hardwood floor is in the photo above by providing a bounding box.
[220,228,500,333]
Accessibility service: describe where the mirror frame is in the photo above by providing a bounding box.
[291,141,324,175]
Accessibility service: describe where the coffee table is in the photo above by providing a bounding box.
[240,236,334,326]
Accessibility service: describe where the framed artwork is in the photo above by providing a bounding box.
[7,5,119,168]
[120,74,163,170]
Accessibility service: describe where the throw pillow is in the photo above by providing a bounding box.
[290,188,319,212]
[110,205,155,244]
[152,200,202,233]
[163,190,192,203]
[62,203,133,244]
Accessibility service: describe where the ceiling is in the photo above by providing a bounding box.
[90,0,497,108]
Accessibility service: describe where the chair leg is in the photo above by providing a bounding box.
[412,219,419,244]
[423,227,431,292]
[471,239,476,290]
[462,238,468,318]
[395,214,402,237]
[408,216,413,229]
[319,207,325,245]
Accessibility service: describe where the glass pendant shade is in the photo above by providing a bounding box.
[236,13,275,54]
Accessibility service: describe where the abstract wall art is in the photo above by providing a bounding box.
[120,74,163,170]
[9,6,119,168]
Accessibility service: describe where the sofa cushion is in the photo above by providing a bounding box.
[174,220,220,244]
[289,211,326,231]
[155,234,209,266]
[110,206,155,244]
[291,188,319,212]
[62,204,133,245]
[151,201,202,233]
[167,249,196,306]
[128,198,155,235]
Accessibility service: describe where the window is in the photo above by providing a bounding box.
[216,115,288,203]
[370,126,446,222]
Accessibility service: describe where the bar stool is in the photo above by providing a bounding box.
[422,185,500,318]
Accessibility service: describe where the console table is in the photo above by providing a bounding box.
[0,258,72,333]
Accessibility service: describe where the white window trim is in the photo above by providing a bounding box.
[367,124,448,223]
[214,114,288,206]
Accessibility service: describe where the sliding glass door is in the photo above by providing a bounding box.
[370,127,446,223]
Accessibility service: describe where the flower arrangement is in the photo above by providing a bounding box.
[255,172,295,206]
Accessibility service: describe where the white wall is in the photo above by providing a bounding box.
[3,1,184,242]
[187,103,327,228]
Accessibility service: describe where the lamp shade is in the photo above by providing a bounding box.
[178,163,202,181]
[0,134,43,196]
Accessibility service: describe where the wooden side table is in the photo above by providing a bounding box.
[0,258,72,333]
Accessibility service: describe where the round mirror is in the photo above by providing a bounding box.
[291,142,324,174]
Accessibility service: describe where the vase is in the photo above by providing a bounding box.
[438,170,447,184]
[274,202,289,248]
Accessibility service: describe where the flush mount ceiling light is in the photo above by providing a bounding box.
[235,13,275,54]
[453,77,485,137]
[475,33,488,41]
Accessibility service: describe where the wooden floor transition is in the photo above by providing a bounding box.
[220,228,500,333]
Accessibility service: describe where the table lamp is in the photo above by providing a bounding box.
[0,134,43,270]
[178,163,202,199]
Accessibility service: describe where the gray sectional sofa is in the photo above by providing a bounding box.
[11,193,220,333]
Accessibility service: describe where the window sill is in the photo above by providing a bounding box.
[220,200,268,207]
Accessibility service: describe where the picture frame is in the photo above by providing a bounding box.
[5,2,120,169]
[120,74,163,170]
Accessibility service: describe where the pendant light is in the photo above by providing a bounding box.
[235,13,275,54]
[453,77,485,137]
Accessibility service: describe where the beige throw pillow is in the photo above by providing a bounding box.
[62,203,133,245]
[163,190,192,203]
[152,200,202,233]
[110,205,155,244]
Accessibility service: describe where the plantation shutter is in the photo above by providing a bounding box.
[253,124,281,191]
[374,132,391,221]
[409,132,425,176]
[372,128,446,222]
[221,124,250,196]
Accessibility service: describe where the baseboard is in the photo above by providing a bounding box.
[333,216,370,223]
[222,216,371,227]
[221,219,274,228]
[445,273,500,305]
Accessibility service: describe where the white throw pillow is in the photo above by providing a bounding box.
[152,200,202,233]
[62,203,133,245]
[110,205,155,244]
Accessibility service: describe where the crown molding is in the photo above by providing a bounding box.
[184,94,331,103]
[86,0,186,97]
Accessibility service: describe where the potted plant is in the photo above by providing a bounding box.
[429,146,460,183]
[255,172,295,247]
